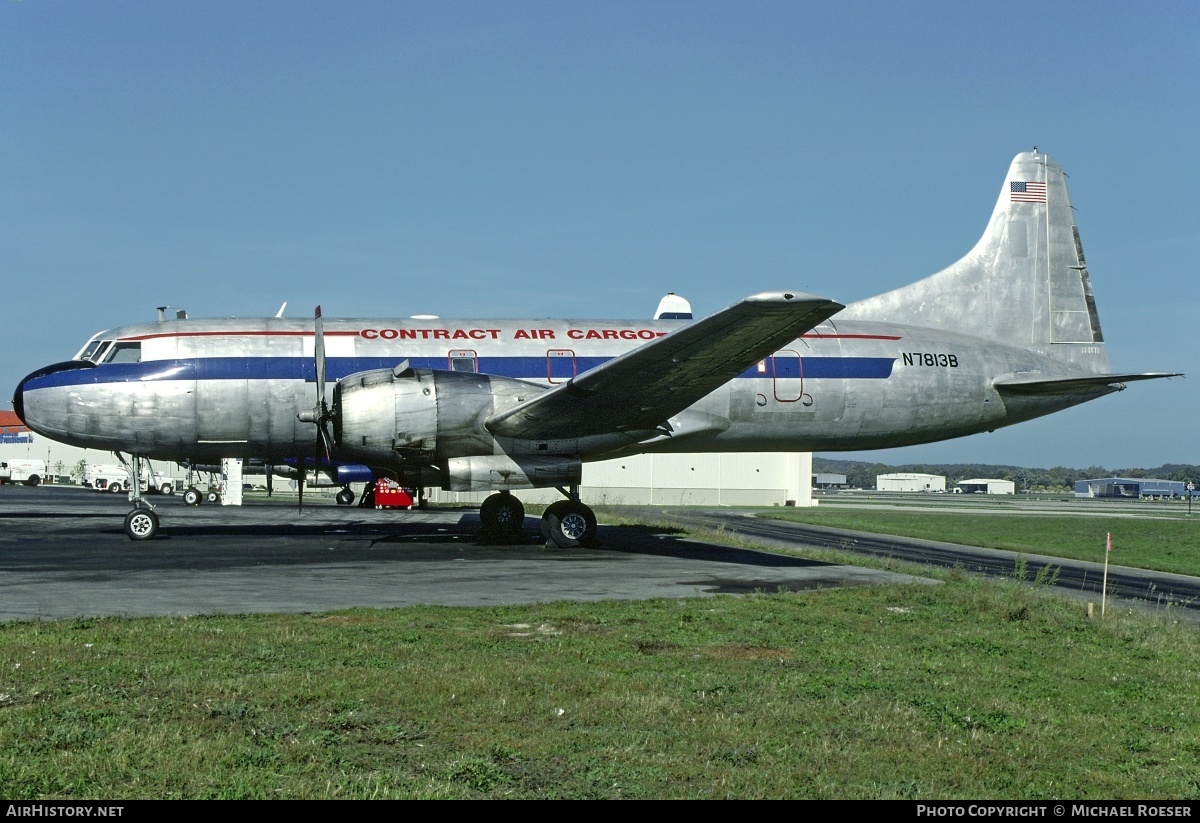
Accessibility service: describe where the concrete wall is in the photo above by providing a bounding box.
[428,452,815,507]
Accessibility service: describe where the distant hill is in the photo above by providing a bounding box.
[813,457,1200,492]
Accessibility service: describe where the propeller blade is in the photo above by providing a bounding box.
[314,305,326,410]
[313,305,333,463]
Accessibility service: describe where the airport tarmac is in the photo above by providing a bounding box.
[0,486,936,622]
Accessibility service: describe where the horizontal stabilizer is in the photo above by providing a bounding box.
[994,372,1183,395]
[487,292,843,440]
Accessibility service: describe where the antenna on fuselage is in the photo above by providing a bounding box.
[156,306,188,322]
[275,302,287,318]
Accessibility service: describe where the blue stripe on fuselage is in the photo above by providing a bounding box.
[24,355,895,388]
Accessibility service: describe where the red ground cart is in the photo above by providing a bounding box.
[373,478,415,509]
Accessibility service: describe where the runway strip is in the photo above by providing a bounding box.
[666,508,1200,618]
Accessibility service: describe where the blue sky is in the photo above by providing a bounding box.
[2,0,1195,470]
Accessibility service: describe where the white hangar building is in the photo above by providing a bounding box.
[429,452,815,508]
[956,478,1016,495]
[876,472,946,493]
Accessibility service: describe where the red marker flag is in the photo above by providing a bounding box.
[1106,532,1112,553]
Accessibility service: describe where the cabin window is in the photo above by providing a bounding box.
[104,342,142,364]
[448,350,478,373]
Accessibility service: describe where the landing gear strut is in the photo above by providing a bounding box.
[540,486,598,548]
[117,452,160,541]
[479,491,525,541]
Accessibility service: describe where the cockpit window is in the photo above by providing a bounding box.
[78,340,105,362]
[85,341,115,363]
[103,342,142,364]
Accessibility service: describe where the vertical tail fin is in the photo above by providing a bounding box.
[842,150,1109,370]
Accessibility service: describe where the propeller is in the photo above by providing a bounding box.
[296,306,336,511]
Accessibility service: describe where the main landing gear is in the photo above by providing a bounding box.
[479,491,526,542]
[541,492,598,548]
[478,487,598,548]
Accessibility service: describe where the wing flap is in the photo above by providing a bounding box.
[486,292,843,440]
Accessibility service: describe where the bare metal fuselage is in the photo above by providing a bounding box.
[15,313,1109,474]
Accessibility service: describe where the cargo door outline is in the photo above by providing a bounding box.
[197,359,250,444]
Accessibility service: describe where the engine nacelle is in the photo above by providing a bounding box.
[446,455,582,492]
[334,366,441,464]
[333,365,562,489]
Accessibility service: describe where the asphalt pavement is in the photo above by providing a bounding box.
[0,485,935,621]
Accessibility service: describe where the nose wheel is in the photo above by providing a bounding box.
[123,507,160,541]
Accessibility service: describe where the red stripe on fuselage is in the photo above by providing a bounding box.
[120,330,362,341]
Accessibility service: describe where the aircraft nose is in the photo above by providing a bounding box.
[12,378,26,425]
[12,360,97,427]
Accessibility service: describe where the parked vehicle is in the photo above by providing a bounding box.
[0,459,46,486]
[82,462,176,495]
[82,463,130,492]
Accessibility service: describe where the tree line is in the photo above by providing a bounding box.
[812,458,1200,493]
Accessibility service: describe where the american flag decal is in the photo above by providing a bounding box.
[1010,181,1047,203]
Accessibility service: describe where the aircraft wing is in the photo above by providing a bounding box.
[994,372,1184,395]
[486,291,843,440]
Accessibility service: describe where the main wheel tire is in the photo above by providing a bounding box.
[480,492,525,540]
[123,508,160,541]
[540,500,598,548]
[335,488,355,506]
[182,487,202,506]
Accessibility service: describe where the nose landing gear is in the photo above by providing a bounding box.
[118,453,160,541]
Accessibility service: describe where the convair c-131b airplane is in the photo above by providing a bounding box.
[12,150,1181,543]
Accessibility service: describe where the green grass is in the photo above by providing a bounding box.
[757,508,1200,577]
[2,573,1199,799]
